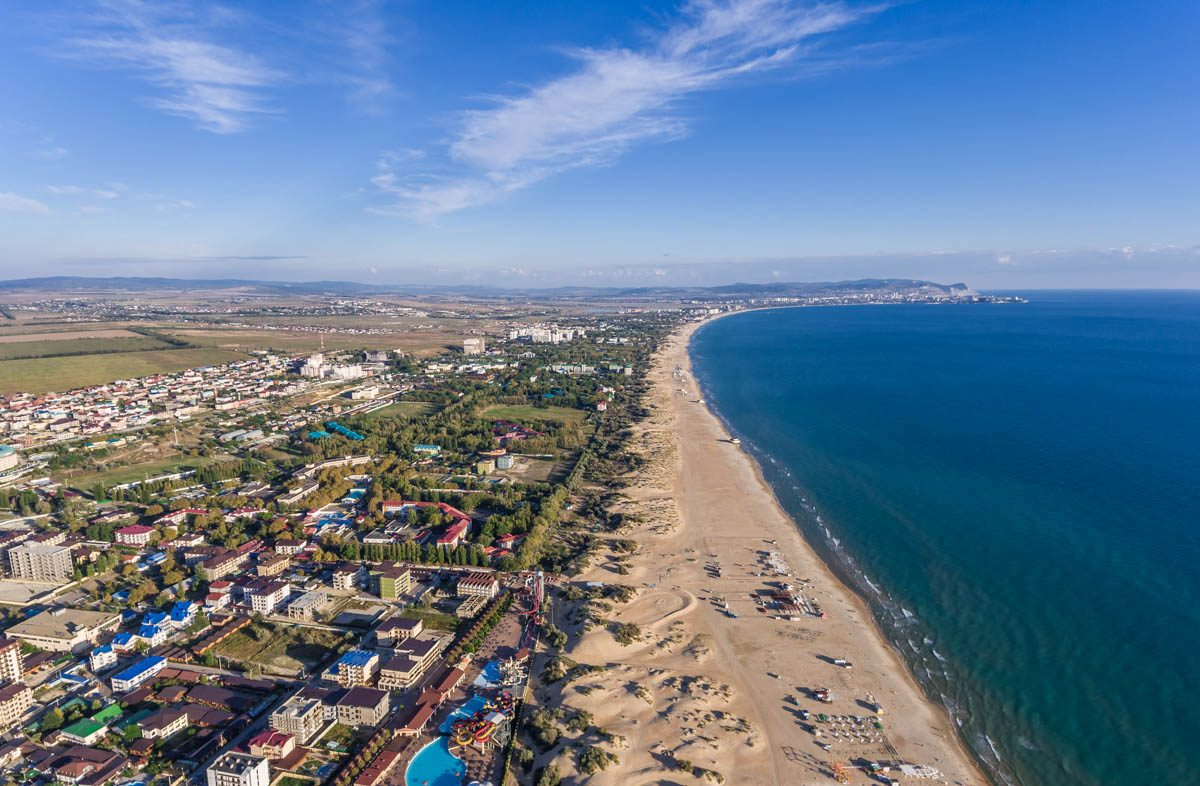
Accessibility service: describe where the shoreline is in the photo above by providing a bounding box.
[682,311,995,785]
[539,311,991,785]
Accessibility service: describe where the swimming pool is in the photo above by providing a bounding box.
[439,695,489,733]
[405,738,464,786]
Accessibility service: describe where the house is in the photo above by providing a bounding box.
[46,745,128,786]
[60,719,108,746]
[88,645,117,672]
[248,730,295,760]
[137,708,187,740]
[170,600,198,627]
[113,525,155,547]
[335,687,389,727]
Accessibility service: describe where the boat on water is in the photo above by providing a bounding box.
[730,437,741,445]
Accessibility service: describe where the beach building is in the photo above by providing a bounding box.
[7,608,120,653]
[206,752,270,786]
[8,543,73,582]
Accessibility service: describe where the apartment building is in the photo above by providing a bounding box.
[8,543,73,583]
[206,752,270,786]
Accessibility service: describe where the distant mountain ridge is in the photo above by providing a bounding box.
[0,275,976,301]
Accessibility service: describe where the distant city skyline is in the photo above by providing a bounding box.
[1,1,1198,288]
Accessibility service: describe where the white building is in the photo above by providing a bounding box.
[206,752,270,786]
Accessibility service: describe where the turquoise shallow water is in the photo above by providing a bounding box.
[690,292,1200,786]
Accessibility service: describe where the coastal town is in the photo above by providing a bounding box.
[0,282,993,786]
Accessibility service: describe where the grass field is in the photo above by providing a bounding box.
[63,454,229,490]
[0,328,145,344]
[360,400,439,420]
[0,335,171,360]
[482,403,588,424]
[0,347,245,395]
[211,621,347,676]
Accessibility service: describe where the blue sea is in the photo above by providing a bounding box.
[689,292,1200,786]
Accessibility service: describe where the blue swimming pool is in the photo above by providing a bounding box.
[438,695,489,733]
[405,738,464,786]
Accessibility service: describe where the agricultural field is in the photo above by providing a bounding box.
[0,335,171,360]
[0,327,148,343]
[481,403,588,424]
[0,347,245,395]
[210,621,349,676]
[359,400,439,420]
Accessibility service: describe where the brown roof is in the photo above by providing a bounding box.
[337,686,387,709]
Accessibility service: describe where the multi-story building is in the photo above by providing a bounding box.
[374,617,422,648]
[326,650,378,688]
[332,563,365,591]
[0,683,32,731]
[256,553,289,577]
[286,591,331,621]
[206,752,270,786]
[197,549,243,580]
[456,572,499,599]
[269,693,326,744]
[368,563,411,600]
[0,638,22,684]
[110,656,166,693]
[113,525,155,547]
[6,608,120,653]
[334,687,389,728]
[8,543,73,583]
[249,581,291,615]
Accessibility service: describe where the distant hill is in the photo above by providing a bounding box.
[0,275,976,301]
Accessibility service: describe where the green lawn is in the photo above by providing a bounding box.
[360,400,439,420]
[0,347,246,395]
[63,455,228,491]
[482,403,587,424]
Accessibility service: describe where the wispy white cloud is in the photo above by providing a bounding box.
[372,0,883,219]
[47,184,121,199]
[0,192,52,215]
[326,0,396,111]
[62,0,283,133]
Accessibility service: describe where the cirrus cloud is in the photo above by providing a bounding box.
[372,0,886,220]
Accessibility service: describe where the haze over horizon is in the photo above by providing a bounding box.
[2,1,1198,288]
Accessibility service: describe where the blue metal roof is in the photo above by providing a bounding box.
[143,611,168,626]
[338,649,376,667]
[111,656,165,683]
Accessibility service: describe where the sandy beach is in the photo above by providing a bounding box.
[534,316,988,785]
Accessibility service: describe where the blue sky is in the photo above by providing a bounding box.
[1,0,1198,288]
